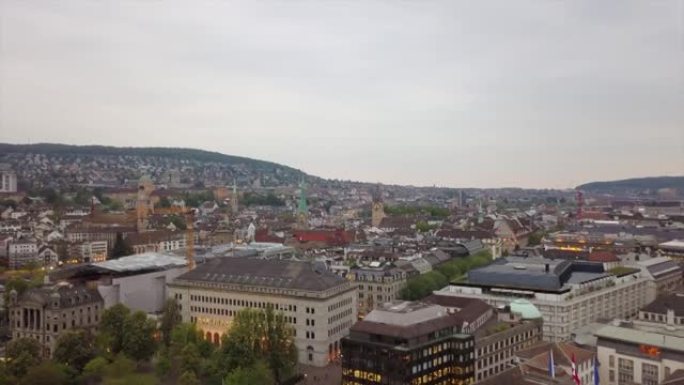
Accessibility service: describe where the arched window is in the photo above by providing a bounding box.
[307,346,314,362]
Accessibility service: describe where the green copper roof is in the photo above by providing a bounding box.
[510,299,542,320]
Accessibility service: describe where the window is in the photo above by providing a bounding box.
[642,363,658,385]
[618,358,634,385]
[609,355,614,367]
[609,370,615,382]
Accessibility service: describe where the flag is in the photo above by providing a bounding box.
[593,356,600,385]
[548,350,556,378]
[571,353,581,385]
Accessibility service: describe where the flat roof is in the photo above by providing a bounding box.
[465,256,608,292]
[92,252,187,273]
[364,301,447,327]
[596,324,684,351]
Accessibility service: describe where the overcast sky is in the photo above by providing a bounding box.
[1,1,682,188]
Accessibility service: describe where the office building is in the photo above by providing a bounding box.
[441,256,652,341]
[342,301,475,385]
[168,258,357,367]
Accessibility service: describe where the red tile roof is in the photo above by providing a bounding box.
[588,251,619,263]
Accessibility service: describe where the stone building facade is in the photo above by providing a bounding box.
[168,258,357,367]
[8,283,104,358]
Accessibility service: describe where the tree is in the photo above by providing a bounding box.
[224,360,274,385]
[179,371,200,385]
[180,343,201,375]
[110,233,133,259]
[159,196,171,208]
[100,303,131,354]
[159,299,181,347]
[54,329,97,372]
[6,337,42,378]
[99,355,159,385]
[528,230,544,246]
[122,311,157,362]
[82,356,108,383]
[155,353,171,379]
[19,362,69,385]
[217,308,297,383]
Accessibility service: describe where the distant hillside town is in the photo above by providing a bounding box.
[1,144,684,385]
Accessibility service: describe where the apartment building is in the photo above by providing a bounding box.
[349,264,407,317]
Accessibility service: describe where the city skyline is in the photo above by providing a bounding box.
[1,1,683,189]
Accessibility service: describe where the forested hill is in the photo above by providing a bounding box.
[0,143,310,189]
[0,143,300,173]
[577,176,684,193]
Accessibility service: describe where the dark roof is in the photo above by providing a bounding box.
[424,294,492,328]
[646,259,683,278]
[641,292,684,317]
[465,257,607,292]
[15,284,103,308]
[351,313,460,340]
[378,216,414,230]
[663,369,684,385]
[436,229,495,240]
[174,258,350,292]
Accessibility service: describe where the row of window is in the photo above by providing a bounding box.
[328,308,352,325]
[611,357,660,385]
[328,320,352,337]
[328,297,353,312]
[190,305,298,324]
[189,294,299,313]
[477,327,540,356]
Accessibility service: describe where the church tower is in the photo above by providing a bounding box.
[371,185,385,228]
[297,180,309,229]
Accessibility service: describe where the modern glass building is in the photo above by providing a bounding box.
[342,301,475,385]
